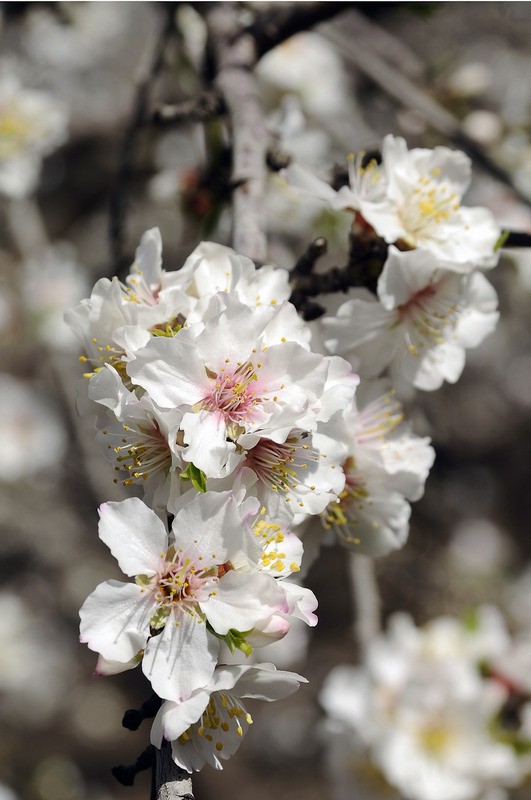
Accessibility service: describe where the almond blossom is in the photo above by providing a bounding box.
[320,610,527,800]
[151,662,307,772]
[127,296,353,479]
[322,382,434,555]
[79,491,315,702]
[375,134,501,271]
[0,68,68,198]
[320,246,499,391]
[287,135,501,273]
[66,229,298,396]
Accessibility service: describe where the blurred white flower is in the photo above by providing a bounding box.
[0,373,66,482]
[320,610,526,800]
[22,242,89,350]
[257,32,350,118]
[0,68,68,198]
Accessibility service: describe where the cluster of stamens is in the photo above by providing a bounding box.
[123,265,161,306]
[178,692,253,752]
[354,391,404,447]
[397,285,460,356]
[79,336,128,380]
[253,516,300,575]
[401,172,460,245]
[347,151,383,199]
[103,421,172,487]
[202,360,262,424]
[244,434,320,508]
[323,457,368,545]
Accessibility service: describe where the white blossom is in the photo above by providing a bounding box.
[80,492,315,702]
[151,662,307,772]
[322,382,434,555]
[0,69,68,198]
[128,296,351,480]
[320,246,499,391]
[320,611,526,800]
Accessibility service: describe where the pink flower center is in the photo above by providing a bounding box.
[155,553,214,609]
[202,362,262,423]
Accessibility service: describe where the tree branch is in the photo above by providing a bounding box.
[206,3,268,262]
[348,553,381,657]
[153,742,194,800]
[109,7,176,272]
[153,89,224,125]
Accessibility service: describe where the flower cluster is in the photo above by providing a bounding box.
[289,135,501,391]
[68,231,363,770]
[320,608,531,800]
[69,132,502,776]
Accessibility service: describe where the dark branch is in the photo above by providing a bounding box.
[123,694,163,731]
[289,233,388,320]
[109,8,176,273]
[291,237,328,277]
[112,745,155,786]
[503,230,531,248]
[153,741,194,800]
[153,89,224,125]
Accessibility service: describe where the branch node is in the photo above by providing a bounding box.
[112,745,155,786]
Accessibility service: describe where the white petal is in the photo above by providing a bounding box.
[151,691,211,744]
[234,662,308,701]
[204,572,285,635]
[79,580,152,662]
[143,609,220,702]
[98,497,168,577]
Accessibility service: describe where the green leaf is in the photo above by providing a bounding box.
[179,463,207,493]
[206,624,253,657]
[494,230,510,251]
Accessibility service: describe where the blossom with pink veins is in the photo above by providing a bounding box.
[320,246,499,391]
[151,662,307,772]
[128,296,355,479]
[79,492,293,702]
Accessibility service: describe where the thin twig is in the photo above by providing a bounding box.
[109,8,176,273]
[348,553,381,657]
[153,89,224,125]
[503,230,531,248]
[123,694,163,732]
[206,3,268,262]
[324,23,531,208]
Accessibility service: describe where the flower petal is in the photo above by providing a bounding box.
[98,497,168,577]
[79,580,152,662]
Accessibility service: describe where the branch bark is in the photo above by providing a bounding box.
[207,4,268,262]
[153,742,194,800]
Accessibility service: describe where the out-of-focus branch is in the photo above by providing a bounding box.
[243,2,355,60]
[324,23,531,209]
[348,553,381,657]
[153,89,224,125]
[206,4,268,262]
[109,8,176,272]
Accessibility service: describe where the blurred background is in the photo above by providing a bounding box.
[2,2,531,799]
